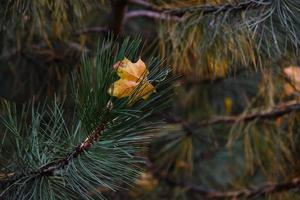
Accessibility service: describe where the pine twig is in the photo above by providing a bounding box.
[187,177,300,199]
[125,10,181,21]
[127,0,179,21]
[168,100,300,128]
[165,100,300,137]
[199,100,300,127]
[38,121,107,176]
[126,1,270,22]
[74,27,107,35]
[0,119,108,184]
[180,68,250,86]
[165,0,271,17]
[147,161,300,199]
[128,0,157,10]
[0,48,20,60]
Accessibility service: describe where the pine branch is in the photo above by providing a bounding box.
[128,0,156,10]
[148,161,300,199]
[199,100,300,126]
[0,37,174,199]
[168,101,300,127]
[127,0,180,21]
[125,1,270,22]
[74,27,107,35]
[186,177,300,199]
[165,100,300,136]
[180,67,249,86]
[125,10,181,21]
[0,119,108,184]
[109,0,128,34]
[165,0,271,17]
[0,48,20,60]
[38,120,107,177]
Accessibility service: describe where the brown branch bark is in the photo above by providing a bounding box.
[125,10,181,21]
[164,100,300,137]
[0,119,108,184]
[165,0,271,17]
[167,101,300,129]
[184,177,300,199]
[110,0,128,35]
[198,100,300,127]
[148,161,300,199]
[180,68,250,86]
[74,27,107,35]
[38,122,106,176]
[127,0,181,21]
[128,0,157,10]
[0,48,20,60]
[125,0,270,22]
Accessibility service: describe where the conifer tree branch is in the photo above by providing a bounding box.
[179,68,249,85]
[185,177,300,199]
[0,118,108,183]
[38,120,107,176]
[128,0,156,10]
[0,37,174,198]
[125,10,181,21]
[125,0,271,22]
[166,101,300,133]
[165,0,271,17]
[199,100,300,126]
[110,0,128,34]
[74,27,107,35]
[148,161,300,199]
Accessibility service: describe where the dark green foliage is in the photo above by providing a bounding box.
[0,37,173,200]
[2,0,300,199]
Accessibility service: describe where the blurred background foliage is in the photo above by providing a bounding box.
[1,0,300,199]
